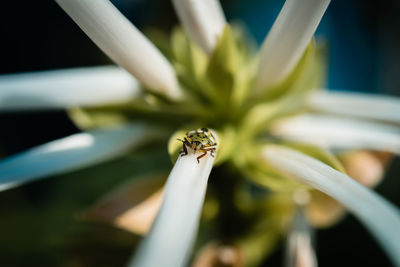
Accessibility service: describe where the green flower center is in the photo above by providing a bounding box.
[69,25,341,191]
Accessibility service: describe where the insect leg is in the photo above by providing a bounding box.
[196,151,207,163]
[210,149,215,157]
[180,142,188,157]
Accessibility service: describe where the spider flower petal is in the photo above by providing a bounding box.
[256,0,330,91]
[172,0,226,54]
[271,114,400,153]
[83,174,166,236]
[309,90,400,124]
[129,147,216,267]
[263,146,400,266]
[55,0,182,99]
[0,66,140,111]
[0,124,147,191]
[286,208,317,267]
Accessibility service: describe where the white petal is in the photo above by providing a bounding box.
[0,182,20,192]
[129,145,217,267]
[255,0,330,91]
[0,124,147,191]
[172,0,226,54]
[0,66,140,111]
[263,146,400,266]
[271,114,400,153]
[309,90,400,124]
[55,0,182,100]
[286,208,317,267]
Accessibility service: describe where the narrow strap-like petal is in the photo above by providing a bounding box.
[0,66,140,111]
[271,114,400,153]
[55,0,182,99]
[286,208,317,267]
[255,0,330,92]
[129,142,217,267]
[309,90,400,124]
[0,124,147,191]
[172,0,226,54]
[263,146,400,266]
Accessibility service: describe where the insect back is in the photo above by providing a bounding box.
[176,128,218,163]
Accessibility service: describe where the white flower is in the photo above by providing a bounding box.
[1,0,400,266]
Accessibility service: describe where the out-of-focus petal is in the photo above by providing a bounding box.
[286,208,317,267]
[256,0,330,91]
[172,0,226,54]
[192,242,244,267]
[83,174,166,235]
[306,190,346,228]
[263,146,400,266]
[308,90,400,124]
[271,114,400,154]
[55,0,182,99]
[340,151,392,188]
[307,151,392,228]
[0,123,148,191]
[0,66,140,111]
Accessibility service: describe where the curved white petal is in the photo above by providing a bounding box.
[255,0,330,91]
[55,0,182,100]
[129,144,217,267]
[309,90,400,124]
[263,146,400,266]
[0,124,147,191]
[172,0,226,54]
[0,66,140,111]
[271,114,400,153]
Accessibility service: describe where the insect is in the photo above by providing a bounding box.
[177,128,217,163]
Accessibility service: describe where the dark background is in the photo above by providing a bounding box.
[0,0,399,266]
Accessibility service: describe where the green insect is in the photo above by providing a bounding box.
[177,128,217,163]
